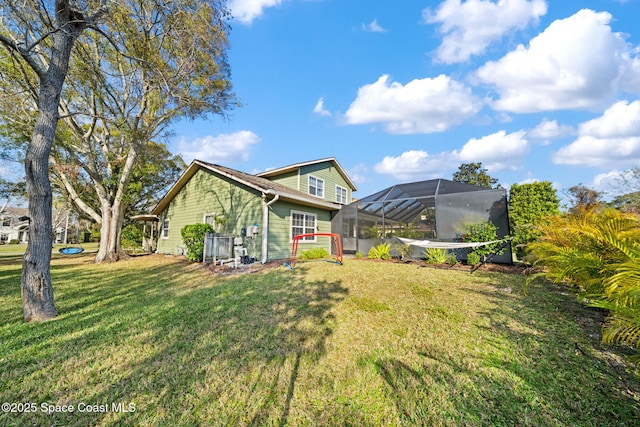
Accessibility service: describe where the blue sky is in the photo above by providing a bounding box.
[172,0,640,200]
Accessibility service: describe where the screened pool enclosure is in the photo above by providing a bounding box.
[331,179,512,264]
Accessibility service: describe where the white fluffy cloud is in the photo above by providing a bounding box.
[477,9,640,113]
[374,130,529,181]
[553,100,640,167]
[374,150,457,181]
[457,130,529,170]
[313,97,331,117]
[177,131,261,164]
[229,0,283,24]
[527,118,574,142]
[424,0,547,64]
[344,74,481,134]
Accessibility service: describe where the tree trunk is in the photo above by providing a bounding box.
[94,200,129,263]
[22,129,56,321]
[21,4,85,322]
[93,143,140,263]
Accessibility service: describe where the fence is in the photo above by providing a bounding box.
[203,233,234,264]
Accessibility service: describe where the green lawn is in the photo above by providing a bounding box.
[0,255,638,426]
[0,242,100,258]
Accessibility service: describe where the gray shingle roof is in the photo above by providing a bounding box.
[151,160,342,216]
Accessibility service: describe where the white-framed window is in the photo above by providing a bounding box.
[308,176,324,198]
[1,218,10,227]
[203,213,216,228]
[162,219,170,239]
[291,211,317,242]
[336,185,348,204]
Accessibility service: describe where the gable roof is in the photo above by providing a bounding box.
[0,207,28,219]
[255,157,358,191]
[151,160,342,216]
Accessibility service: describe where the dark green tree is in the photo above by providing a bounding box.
[452,162,499,188]
[508,181,560,259]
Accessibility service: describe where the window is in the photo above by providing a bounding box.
[203,213,215,228]
[1,218,10,227]
[291,211,317,241]
[336,186,348,204]
[0,234,7,242]
[308,176,324,198]
[162,219,170,239]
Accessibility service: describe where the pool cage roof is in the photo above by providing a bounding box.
[332,178,512,263]
[356,179,492,223]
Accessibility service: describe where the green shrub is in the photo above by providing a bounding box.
[424,248,448,264]
[447,253,458,266]
[508,181,560,259]
[300,247,329,260]
[466,252,481,266]
[180,223,214,262]
[368,243,391,260]
[121,223,143,250]
[394,243,412,259]
[90,229,101,242]
[9,239,19,244]
[461,221,505,263]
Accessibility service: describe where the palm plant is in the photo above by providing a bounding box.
[368,243,391,260]
[528,206,640,352]
[424,247,449,264]
[599,243,640,351]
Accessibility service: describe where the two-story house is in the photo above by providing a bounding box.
[0,207,29,244]
[150,158,357,262]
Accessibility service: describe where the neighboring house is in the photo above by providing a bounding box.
[151,158,357,262]
[0,207,29,243]
[0,206,72,245]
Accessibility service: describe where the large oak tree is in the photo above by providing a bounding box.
[0,0,235,321]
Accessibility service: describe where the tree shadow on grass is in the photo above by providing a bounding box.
[372,272,639,427]
[0,256,347,426]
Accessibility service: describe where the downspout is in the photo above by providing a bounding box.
[261,192,280,264]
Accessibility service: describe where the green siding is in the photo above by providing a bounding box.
[157,169,263,257]
[267,161,353,204]
[266,200,334,260]
[267,170,300,191]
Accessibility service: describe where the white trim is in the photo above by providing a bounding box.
[255,157,358,191]
[262,193,280,264]
[203,212,216,228]
[335,185,348,204]
[290,210,317,242]
[161,218,170,239]
[308,175,324,199]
